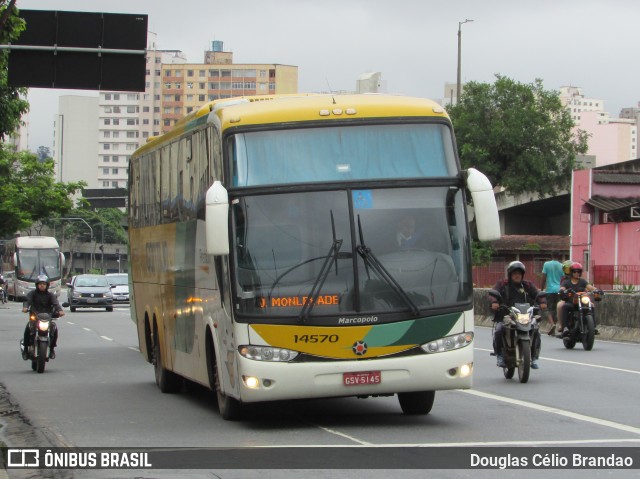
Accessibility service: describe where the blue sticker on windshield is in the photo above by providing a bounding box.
[353,190,372,209]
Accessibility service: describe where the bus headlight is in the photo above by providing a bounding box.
[239,345,299,362]
[420,332,473,354]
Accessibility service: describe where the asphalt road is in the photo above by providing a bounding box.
[0,297,639,479]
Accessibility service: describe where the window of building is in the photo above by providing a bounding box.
[103,144,111,150]
[187,70,194,77]
[113,106,121,113]
[199,82,205,89]
[209,82,218,90]
[155,70,161,76]
[259,70,267,78]
[127,106,137,113]
[112,156,119,162]
[112,144,119,151]
[143,131,149,138]
[112,131,119,138]
[209,69,219,77]
[164,119,171,126]
[127,119,137,125]
[174,94,181,101]
[164,83,172,90]
[103,168,109,174]
[113,94,120,100]
[221,70,231,77]
[104,131,111,138]
[112,181,119,188]
[112,168,118,174]
[187,82,193,89]
[104,107,112,113]
[113,119,119,125]
[174,107,181,114]
[220,82,231,90]
[174,83,181,89]
[143,106,150,113]
[198,94,205,102]
[164,107,171,114]
[104,119,111,125]
[127,131,137,138]
[164,95,172,101]
[127,94,137,101]
[104,93,112,100]
[165,70,172,77]
[199,70,205,77]
[103,181,109,187]
[103,156,110,162]
[232,69,244,78]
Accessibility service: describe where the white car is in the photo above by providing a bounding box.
[105,273,130,304]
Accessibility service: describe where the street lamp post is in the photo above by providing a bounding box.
[56,218,94,271]
[457,19,474,103]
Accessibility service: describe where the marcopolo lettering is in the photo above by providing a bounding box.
[338,316,379,324]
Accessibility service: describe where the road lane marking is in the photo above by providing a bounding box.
[476,347,640,375]
[257,438,640,447]
[128,347,140,352]
[100,336,113,341]
[311,424,372,446]
[461,389,640,436]
[82,327,91,332]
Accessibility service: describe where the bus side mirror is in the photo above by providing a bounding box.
[205,181,230,255]
[465,168,501,242]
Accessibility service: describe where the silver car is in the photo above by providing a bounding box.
[105,273,130,304]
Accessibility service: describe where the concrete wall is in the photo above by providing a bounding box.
[474,288,640,342]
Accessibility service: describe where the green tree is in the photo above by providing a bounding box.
[36,145,51,161]
[0,1,29,140]
[448,75,589,198]
[0,146,85,236]
[45,207,127,276]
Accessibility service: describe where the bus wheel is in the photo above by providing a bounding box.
[152,326,182,393]
[214,363,242,420]
[398,391,435,415]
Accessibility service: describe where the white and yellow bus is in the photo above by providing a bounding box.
[2,236,65,300]
[128,94,500,419]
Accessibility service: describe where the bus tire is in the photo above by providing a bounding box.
[398,391,435,415]
[206,330,242,420]
[153,324,182,393]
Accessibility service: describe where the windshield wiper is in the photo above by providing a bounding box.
[299,211,343,322]
[356,215,420,316]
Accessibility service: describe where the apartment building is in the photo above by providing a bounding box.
[559,85,637,166]
[53,37,298,188]
[160,41,298,133]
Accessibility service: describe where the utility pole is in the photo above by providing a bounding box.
[457,19,474,103]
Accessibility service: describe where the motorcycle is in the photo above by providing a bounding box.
[0,286,6,304]
[561,289,603,351]
[489,290,545,384]
[20,308,58,373]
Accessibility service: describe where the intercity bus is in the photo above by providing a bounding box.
[128,94,500,419]
[2,236,65,300]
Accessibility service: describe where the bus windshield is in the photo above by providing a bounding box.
[231,123,458,187]
[232,186,470,321]
[17,248,61,281]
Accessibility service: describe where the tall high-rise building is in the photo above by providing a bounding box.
[53,37,298,188]
[160,41,298,133]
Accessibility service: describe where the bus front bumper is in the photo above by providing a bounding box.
[234,346,473,403]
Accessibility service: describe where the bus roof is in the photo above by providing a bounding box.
[13,236,60,249]
[134,94,450,156]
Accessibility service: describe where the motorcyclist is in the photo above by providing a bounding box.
[0,274,6,303]
[22,275,64,359]
[558,262,599,337]
[488,261,547,369]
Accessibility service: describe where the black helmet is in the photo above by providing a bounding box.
[507,261,526,277]
[35,274,49,287]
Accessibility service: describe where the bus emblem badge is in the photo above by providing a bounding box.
[352,341,368,356]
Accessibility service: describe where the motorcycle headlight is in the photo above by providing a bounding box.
[516,313,531,325]
[38,321,50,332]
[580,296,590,305]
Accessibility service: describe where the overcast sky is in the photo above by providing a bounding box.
[15,0,640,151]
